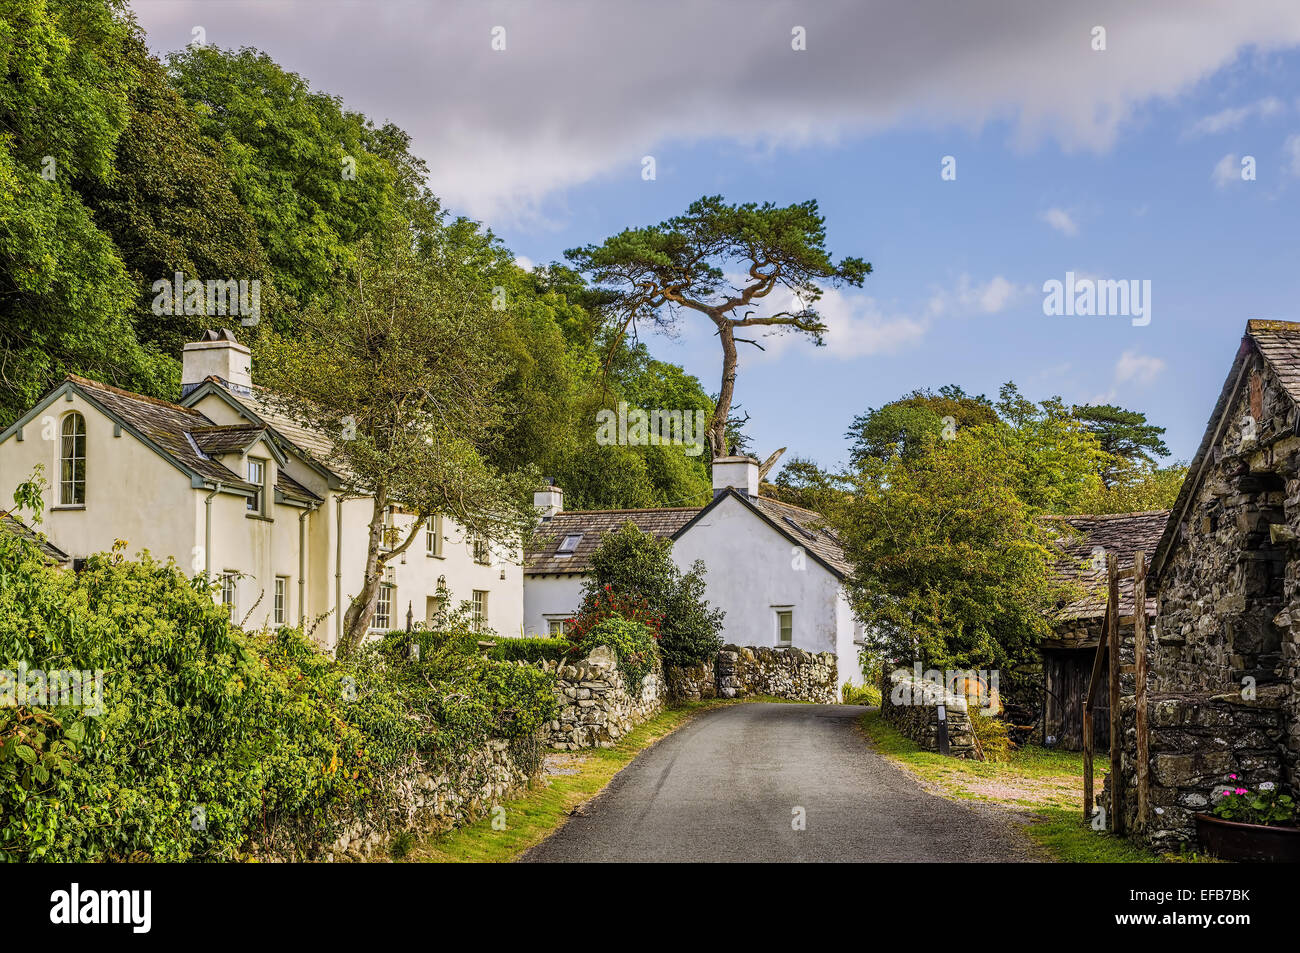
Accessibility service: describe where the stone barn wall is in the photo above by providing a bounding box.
[1121,350,1300,845]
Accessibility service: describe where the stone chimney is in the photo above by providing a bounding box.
[534,480,564,520]
[712,455,759,498]
[181,329,252,398]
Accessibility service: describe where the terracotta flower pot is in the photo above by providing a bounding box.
[1194,813,1300,862]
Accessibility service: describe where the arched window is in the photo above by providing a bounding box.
[60,413,86,505]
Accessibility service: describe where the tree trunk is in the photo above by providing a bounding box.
[709,318,737,458]
[338,494,388,657]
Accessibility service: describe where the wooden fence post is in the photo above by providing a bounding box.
[1133,552,1149,832]
[1107,553,1124,835]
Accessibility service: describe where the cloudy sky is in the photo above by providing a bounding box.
[134,0,1300,468]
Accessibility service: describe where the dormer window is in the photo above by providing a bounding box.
[246,458,267,513]
[59,413,86,506]
[557,533,583,555]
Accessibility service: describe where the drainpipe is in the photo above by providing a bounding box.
[335,495,344,644]
[298,503,316,627]
[203,482,223,580]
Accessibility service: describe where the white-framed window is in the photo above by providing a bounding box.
[246,458,266,513]
[547,617,569,637]
[425,515,443,557]
[220,572,238,615]
[380,506,398,551]
[59,412,86,506]
[557,533,583,555]
[472,533,490,565]
[274,576,289,626]
[775,608,793,647]
[374,567,395,630]
[471,590,489,632]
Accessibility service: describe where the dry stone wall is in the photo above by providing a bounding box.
[664,645,837,704]
[253,734,542,862]
[879,669,977,758]
[543,646,664,749]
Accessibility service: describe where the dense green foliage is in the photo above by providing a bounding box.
[567,614,659,692]
[578,522,724,668]
[0,532,555,861]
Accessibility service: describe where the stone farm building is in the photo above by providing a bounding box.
[0,330,522,650]
[1104,320,1300,844]
[523,455,866,686]
[1041,510,1167,750]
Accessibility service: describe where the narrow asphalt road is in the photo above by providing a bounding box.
[521,703,1044,863]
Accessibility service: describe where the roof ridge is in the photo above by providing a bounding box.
[555,505,704,516]
[67,374,206,416]
[1247,319,1300,333]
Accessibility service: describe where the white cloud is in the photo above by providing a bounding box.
[1184,96,1286,137]
[514,255,536,271]
[133,1,1300,224]
[1114,350,1167,386]
[1042,207,1080,236]
[1212,152,1242,187]
[1284,133,1300,176]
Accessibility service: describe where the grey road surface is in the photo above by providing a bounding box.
[521,702,1044,863]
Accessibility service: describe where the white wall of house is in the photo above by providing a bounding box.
[672,493,849,665]
[523,573,586,636]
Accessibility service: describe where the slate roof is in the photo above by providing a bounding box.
[1151,319,1300,579]
[524,491,853,579]
[525,507,701,574]
[68,376,255,491]
[749,495,852,577]
[1047,510,1169,621]
[0,511,69,563]
[190,423,266,456]
[232,386,343,475]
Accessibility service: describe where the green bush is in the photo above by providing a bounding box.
[0,533,555,862]
[842,682,881,706]
[568,615,657,692]
[485,636,569,664]
[580,522,723,668]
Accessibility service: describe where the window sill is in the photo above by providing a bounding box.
[245,513,274,522]
[51,505,85,511]
[427,552,445,559]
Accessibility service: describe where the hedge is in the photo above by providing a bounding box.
[0,534,556,862]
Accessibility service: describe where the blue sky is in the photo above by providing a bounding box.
[134,1,1300,469]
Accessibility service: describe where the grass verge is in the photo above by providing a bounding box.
[858,709,1169,863]
[405,697,776,863]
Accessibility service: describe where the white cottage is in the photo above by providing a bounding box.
[0,330,523,649]
[524,456,866,685]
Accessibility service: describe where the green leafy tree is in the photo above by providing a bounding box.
[255,231,536,657]
[567,195,870,456]
[847,385,996,466]
[0,0,166,425]
[989,383,1106,514]
[79,35,270,357]
[1071,403,1171,487]
[1070,459,1187,514]
[765,456,846,513]
[579,522,724,668]
[828,429,1072,705]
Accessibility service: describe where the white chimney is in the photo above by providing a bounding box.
[534,481,563,520]
[182,329,252,397]
[712,455,759,498]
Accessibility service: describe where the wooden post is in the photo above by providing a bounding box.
[1083,603,1109,819]
[1107,553,1124,834]
[1133,552,1149,832]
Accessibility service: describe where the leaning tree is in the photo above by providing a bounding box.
[566,195,870,457]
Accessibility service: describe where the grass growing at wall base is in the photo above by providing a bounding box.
[405,696,793,863]
[858,709,1164,863]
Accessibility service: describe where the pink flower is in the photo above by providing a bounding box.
[1229,774,1238,780]
[1235,788,1248,795]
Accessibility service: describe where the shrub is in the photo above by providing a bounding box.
[580,522,724,667]
[568,615,657,692]
[968,710,1014,762]
[842,682,881,706]
[0,532,555,861]
[485,637,569,665]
